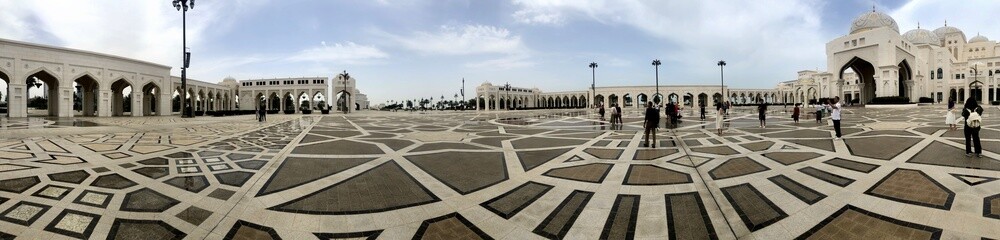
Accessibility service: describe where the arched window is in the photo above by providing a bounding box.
[937,68,943,79]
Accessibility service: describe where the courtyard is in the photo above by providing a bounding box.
[0,106,997,239]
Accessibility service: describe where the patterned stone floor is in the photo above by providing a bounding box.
[0,106,998,239]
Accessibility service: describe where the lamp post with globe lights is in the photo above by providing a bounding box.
[652,59,661,103]
[717,60,727,104]
[589,62,598,108]
[172,0,195,117]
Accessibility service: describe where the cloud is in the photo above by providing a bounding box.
[510,0,830,85]
[386,24,528,55]
[0,0,270,76]
[288,41,389,64]
[512,8,566,26]
[465,54,535,69]
[890,0,1000,41]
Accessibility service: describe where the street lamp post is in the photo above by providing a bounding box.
[460,78,465,110]
[652,59,661,104]
[341,71,350,114]
[589,62,598,108]
[504,83,511,110]
[172,0,194,118]
[717,60,727,104]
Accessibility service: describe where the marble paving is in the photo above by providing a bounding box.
[0,106,998,239]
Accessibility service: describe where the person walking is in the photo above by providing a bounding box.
[946,99,957,131]
[830,97,842,140]
[792,103,800,124]
[715,101,725,135]
[614,104,623,125]
[724,101,731,117]
[962,97,984,157]
[665,102,678,129]
[598,104,606,121]
[757,98,768,128]
[815,102,824,124]
[699,103,706,121]
[643,102,660,147]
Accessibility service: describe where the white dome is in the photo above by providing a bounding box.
[933,25,965,40]
[850,11,899,34]
[970,35,989,43]
[902,28,941,46]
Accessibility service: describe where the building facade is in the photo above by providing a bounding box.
[777,10,1000,104]
[0,38,369,117]
[475,81,780,111]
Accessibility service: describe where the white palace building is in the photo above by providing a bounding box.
[476,10,1000,111]
[0,38,368,117]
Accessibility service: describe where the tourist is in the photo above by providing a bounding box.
[792,103,800,124]
[962,97,984,157]
[665,101,678,129]
[829,97,842,140]
[757,98,768,128]
[724,101,731,117]
[815,102,824,124]
[261,105,267,122]
[614,104,623,125]
[946,99,957,131]
[643,102,659,147]
[699,102,706,121]
[598,104,606,121]
[715,101,725,135]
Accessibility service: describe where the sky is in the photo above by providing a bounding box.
[2,0,1000,104]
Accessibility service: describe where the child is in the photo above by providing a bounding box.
[792,103,800,124]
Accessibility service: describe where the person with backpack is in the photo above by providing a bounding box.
[665,102,678,129]
[642,102,660,147]
[962,97,984,157]
[614,104,623,125]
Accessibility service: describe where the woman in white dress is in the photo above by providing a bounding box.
[715,102,725,135]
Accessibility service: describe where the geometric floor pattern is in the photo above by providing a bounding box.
[0,106,998,239]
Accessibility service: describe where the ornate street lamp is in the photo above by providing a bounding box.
[652,59,661,102]
[589,62,598,107]
[341,71,350,114]
[172,0,194,118]
[717,60,727,104]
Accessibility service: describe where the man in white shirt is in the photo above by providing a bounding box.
[830,96,842,140]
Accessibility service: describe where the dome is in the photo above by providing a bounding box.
[902,28,941,46]
[850,11,899,34]
[970,34,989,43]
[933,25,965,40]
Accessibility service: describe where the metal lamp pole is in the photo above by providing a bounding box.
[652,59,661,104]
[589,62,598,108]
[718,60,726,104]
[342,71,350,114]
[172,0,194,118]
